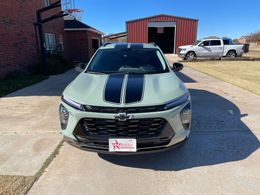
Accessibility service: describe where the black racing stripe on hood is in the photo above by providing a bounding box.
[125,74,144,103]
[105,74,124,103]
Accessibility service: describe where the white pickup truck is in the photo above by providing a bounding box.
[178,38,245,60]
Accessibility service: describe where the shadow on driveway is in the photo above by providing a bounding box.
[175,71,197,83]
[99,89,260,171]
[4,70,79,98]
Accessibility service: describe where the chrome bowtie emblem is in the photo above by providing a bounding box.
[114,112,132,121]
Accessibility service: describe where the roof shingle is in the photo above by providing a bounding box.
[64,19,103,34]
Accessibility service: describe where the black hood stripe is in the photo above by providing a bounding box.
[125,74,144,103]
[104,74,125,103]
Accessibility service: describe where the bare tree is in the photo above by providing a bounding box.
[247,31,260,42]
[233,38,239,44]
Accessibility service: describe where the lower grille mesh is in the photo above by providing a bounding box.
[81,118,166,138]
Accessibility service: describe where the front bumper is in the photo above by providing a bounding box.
[60,101,191,154]
[178,50,187,58]
[64,135,188,155]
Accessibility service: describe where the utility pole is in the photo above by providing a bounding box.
[36,11,48,75]
[35,0,68,75]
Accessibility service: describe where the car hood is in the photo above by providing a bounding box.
[63,72,187,107]
[179,45,193,49]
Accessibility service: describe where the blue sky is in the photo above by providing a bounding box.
[75,0,260,39]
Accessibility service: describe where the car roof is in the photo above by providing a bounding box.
[202,38,222,41]
[100,43,159,49]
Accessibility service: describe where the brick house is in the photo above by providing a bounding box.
[238,36,249,44]
[64,18,104,62]
[0,0,64,78]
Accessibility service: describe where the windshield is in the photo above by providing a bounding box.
[193,40,201,45]
[86,48,169,74]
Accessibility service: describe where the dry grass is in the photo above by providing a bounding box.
[0,140,64,195]
[0,175,34,195]
[249,45,260,51]
[244,50,260,58]
[185,60,260,95]
[244,45,260,58]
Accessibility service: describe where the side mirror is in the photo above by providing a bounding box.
[172,62,183,72]
[76,63,87,72]
[80,63,87,69]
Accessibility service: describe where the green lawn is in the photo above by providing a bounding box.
[0,75,48,97]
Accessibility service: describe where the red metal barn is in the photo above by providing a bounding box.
[126,14,198,53]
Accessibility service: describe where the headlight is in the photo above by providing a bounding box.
[61,95,85,111]
[180,103,192,130]
[164,93,189,110]
[59,104,69,130]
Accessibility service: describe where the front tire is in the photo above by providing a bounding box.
[226,50,237,58]
[185,51,196,60]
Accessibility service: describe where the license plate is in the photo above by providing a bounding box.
[109,138,137,152]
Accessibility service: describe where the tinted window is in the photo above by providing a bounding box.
[193,40,201,45]
[210,40,221,46]
[200,41,210,46]
[86,48,169,74]
[223,39,230,45]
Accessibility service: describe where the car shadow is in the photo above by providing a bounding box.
[99,89,260,171]
[4,70,79,98]
[175,71,197,83]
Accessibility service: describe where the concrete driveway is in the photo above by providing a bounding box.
[28,63,260,194]
[0,70,78,177]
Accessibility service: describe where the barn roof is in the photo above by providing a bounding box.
[126,14,198,23]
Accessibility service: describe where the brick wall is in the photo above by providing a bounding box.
[64,31,89,62]
[0,0,63,78]
[86,30,102,59]
[64,30,102,62]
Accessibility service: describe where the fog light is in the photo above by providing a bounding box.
[180,103,191,130]
[59,104,69,130]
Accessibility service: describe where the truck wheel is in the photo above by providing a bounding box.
[185,52,196,60]
[226,50,236,58]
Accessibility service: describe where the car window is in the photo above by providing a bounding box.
[193,40,201,45]
[223,39,230,45]
[210,40,221,46]
[86,48,169,74]
[200,41,210,46]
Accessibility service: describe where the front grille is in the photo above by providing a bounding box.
[80,118,166,138]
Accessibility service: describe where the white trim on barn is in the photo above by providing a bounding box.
[148,21,176,27]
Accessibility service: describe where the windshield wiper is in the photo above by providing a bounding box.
[121,72,142,74]
[86,71,106,75]
[103,71,122,74]
[87,71,162,75]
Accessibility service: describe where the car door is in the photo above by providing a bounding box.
[208,40,223,57]
[196,40,211,57]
